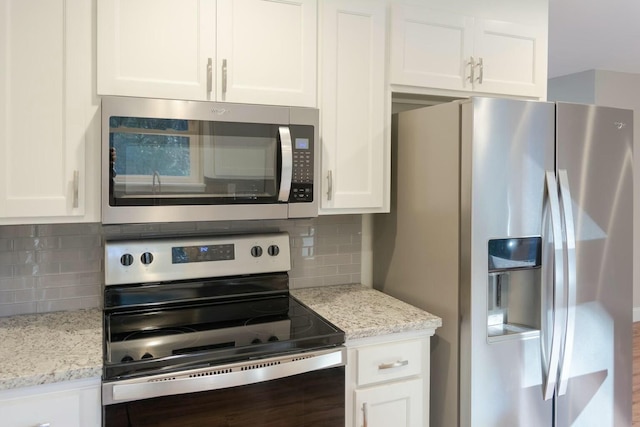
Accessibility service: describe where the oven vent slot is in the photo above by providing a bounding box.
[149,377,177,382]
[188,368,233,378]
[291,354,315,362]
[241,360,282,371]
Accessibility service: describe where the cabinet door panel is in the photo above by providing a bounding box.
[216,0,316,107]
[0,0,89,219]
[354,378,423,427]
[473,19,546,98]
[390,5,474,91]
[97,0,216,100]
[320,0,388,212]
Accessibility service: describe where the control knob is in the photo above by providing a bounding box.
[251,246,263,257]
[141,252,154,265]
[120,254,134,267]
[268,336,279,342]
[141,352,154,359]
[121,355,134,362]
[267,245,280,256]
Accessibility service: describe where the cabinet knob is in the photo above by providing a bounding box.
[378,359,409,370]
[36,424,51,427]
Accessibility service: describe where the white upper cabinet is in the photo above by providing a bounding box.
[97,0,317,107]
[217,0,317,107]
[0,0,99,223]
[390,2,547,98]
[97,0,216,101]
[319,0,389,213]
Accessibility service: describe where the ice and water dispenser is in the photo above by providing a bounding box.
[487,237,541,342]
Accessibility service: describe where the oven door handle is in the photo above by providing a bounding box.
[277,126,293,202]
[103,347,345,405]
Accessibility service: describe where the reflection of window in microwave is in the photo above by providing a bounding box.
[110,117,195,178]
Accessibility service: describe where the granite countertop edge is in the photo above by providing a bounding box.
[0,284,441,391]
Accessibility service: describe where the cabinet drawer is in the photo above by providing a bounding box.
[356,339,422,386]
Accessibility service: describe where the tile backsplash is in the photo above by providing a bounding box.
[0,215,362,317]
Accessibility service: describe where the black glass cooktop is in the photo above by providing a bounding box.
[103,275,344,381]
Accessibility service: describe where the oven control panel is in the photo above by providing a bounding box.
[105,233,291,286]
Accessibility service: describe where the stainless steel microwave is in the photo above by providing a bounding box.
[101,97,318,224]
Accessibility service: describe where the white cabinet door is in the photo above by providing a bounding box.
[216,0,317,107]
[319,0,388,213]
[389,4,546,98]
[97,0,216,101]
[354,378,423,427]
[0,379,101,427]
[0,0,95,221]
[390,4,474,91]
[473,19,546,98]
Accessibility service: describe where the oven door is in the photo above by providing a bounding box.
[103,347,345,426]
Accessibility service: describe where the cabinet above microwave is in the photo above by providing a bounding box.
[101,97,318,224]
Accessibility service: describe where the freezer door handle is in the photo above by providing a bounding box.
[541,171,565,401]
[557,169,577,396]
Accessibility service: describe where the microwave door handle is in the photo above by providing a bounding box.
[278,126,293,202]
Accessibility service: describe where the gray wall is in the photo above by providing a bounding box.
[0,215,362,317]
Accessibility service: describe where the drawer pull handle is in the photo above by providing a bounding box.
[378,360,409,370]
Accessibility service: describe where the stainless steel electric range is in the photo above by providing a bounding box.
[101,232,345,427]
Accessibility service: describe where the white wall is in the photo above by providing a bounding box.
[549,69,640,321]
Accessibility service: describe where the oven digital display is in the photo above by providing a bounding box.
[172,244,235,264]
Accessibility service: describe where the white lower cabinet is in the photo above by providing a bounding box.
[0,378,101,427]
[346,333,432,427]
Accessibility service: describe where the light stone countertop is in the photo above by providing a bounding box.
[0,284,441,391]
[0,308,102,391]
[292,284,442,340]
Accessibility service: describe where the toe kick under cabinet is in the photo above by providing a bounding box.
[346,331,432,427]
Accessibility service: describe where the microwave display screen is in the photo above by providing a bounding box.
[295,138,310,150]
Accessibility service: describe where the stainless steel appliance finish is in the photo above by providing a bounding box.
[101,96,319,224]
[102,232,345,426]
[374,97,633,426]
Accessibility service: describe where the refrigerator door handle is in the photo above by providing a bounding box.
[541,171,565,401]
[557,169,577,396]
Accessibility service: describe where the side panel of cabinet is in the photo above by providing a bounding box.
[473,19,546,98]
[97,0,216,100]
[217,0,317,107]
[354,378,423,427]
[0,0,90,219]
[319,0,388,212]
[390,4,474,91]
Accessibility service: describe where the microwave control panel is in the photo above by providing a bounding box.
[290,125,314,203]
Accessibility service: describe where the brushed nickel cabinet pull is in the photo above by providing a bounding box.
[362,402,368,427]
[222,58,228,96]
[477,57,484,84]
[327,170,333,201]
[378,360,409,370]
[206,57,213,94]
[72,170,79,208]
[468,56,476,84]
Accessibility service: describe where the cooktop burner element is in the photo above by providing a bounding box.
[102,233,344,381]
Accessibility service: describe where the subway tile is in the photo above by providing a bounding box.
[0,290,15,304]
[0,239,13,252]
[0,277,36,291]
[12,236,60,251]
[59,260,101,275]
[0,302,37,317]
[338,264,361,275]
[37,247,102,264]
[0,225,36,238]
[0,265,12,278]
[38,272,102,288]
[290,277,323,289]
[14,289,36,303]
[58,235,102,249]
[36,298,85,313]
[36,223,101,237]
[323,274,354,286]
[58,284,101,299]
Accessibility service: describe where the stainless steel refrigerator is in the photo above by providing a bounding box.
[373,97,633,427]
